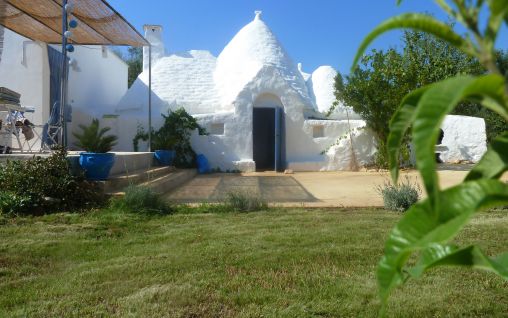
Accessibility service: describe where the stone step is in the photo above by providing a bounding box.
[109,169,197,197]
[100,166,175,193]
[140,169,197,195]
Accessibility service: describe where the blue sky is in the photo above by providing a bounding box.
[109,0,508,75]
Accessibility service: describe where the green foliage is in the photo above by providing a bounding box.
[354,0,508,312]
[110,185,172,215]
[0,192,32,215]
[353,13,474,69]
[0,149,104,215]
[224,191,268,213]
[335,25,498,167]
[133,108,207,168]
[335,49,407,144]
[127,47,142,88]
[73,118,118,153]
[377,176,421,212]
[132,124,147,153]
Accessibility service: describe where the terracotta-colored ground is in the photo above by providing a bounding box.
[166,167,507,207]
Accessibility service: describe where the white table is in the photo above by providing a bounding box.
[0,103,25,112]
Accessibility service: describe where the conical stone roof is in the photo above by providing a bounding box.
[214,11,313,107]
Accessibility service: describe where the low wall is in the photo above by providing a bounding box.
[0,152,155,176]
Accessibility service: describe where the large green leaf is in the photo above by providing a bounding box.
[413,77,469,204]
[378,179,508,303]
[352,13,470,71]
[487,1,508,45]
[388,75,507,207]
[409,244,508,278]
[466,131,508,181]
[387,87,428,184]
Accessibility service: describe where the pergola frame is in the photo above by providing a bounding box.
[0,0,153,151]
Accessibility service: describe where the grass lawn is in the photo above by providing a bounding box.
[0,208,507,317]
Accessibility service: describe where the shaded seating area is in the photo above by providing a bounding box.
[0,0,150,152]
[0,86,72,153]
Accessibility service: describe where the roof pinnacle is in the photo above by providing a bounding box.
[254,10,262,21]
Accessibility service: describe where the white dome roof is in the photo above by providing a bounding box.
[309,65,338,113]
[214,12,312,105]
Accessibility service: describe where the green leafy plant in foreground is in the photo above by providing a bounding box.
[353,0,508,313]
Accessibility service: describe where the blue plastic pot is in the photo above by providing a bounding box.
[154,150,176,166]
[79,153,116,181]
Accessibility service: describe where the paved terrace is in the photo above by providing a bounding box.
[166,166,505,207]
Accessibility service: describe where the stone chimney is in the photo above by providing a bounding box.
[143,25,165,71]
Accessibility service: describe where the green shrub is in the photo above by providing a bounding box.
[0,192,32,215]
[377,177,421,212]
[224,191,268,212]
[110,185,172,215]
[0,149,104,215]
[133,108,207,167]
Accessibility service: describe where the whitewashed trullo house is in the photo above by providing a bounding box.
[0,12,487,170]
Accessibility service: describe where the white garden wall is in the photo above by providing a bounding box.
[439,115,487,163]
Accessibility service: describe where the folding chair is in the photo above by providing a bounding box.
[1,106,46,153]
[40,101,72,151]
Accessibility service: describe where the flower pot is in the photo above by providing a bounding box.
[154,150,176,166]
[79,152,116,181]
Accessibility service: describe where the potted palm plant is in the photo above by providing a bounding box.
[73,118,118,181]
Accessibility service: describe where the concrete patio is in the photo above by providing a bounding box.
[165,168,508,207]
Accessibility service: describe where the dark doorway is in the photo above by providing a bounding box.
[253,108,275,171]
[436,129,445,163]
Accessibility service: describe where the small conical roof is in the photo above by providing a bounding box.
[214,11,312,105]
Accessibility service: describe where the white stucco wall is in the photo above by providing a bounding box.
[439,115,487,163]
[143,25,165,72]
[190,66,377,171]
[62,45,128,149]
[288,119,377,171]
[0,28,50,128]
[0,28,127,150]
[307,66,337,113]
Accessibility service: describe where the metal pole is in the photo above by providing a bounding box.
[148,44,152,152]
[60,0,68,147]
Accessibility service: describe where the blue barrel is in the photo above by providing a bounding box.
[196,154,210,174]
